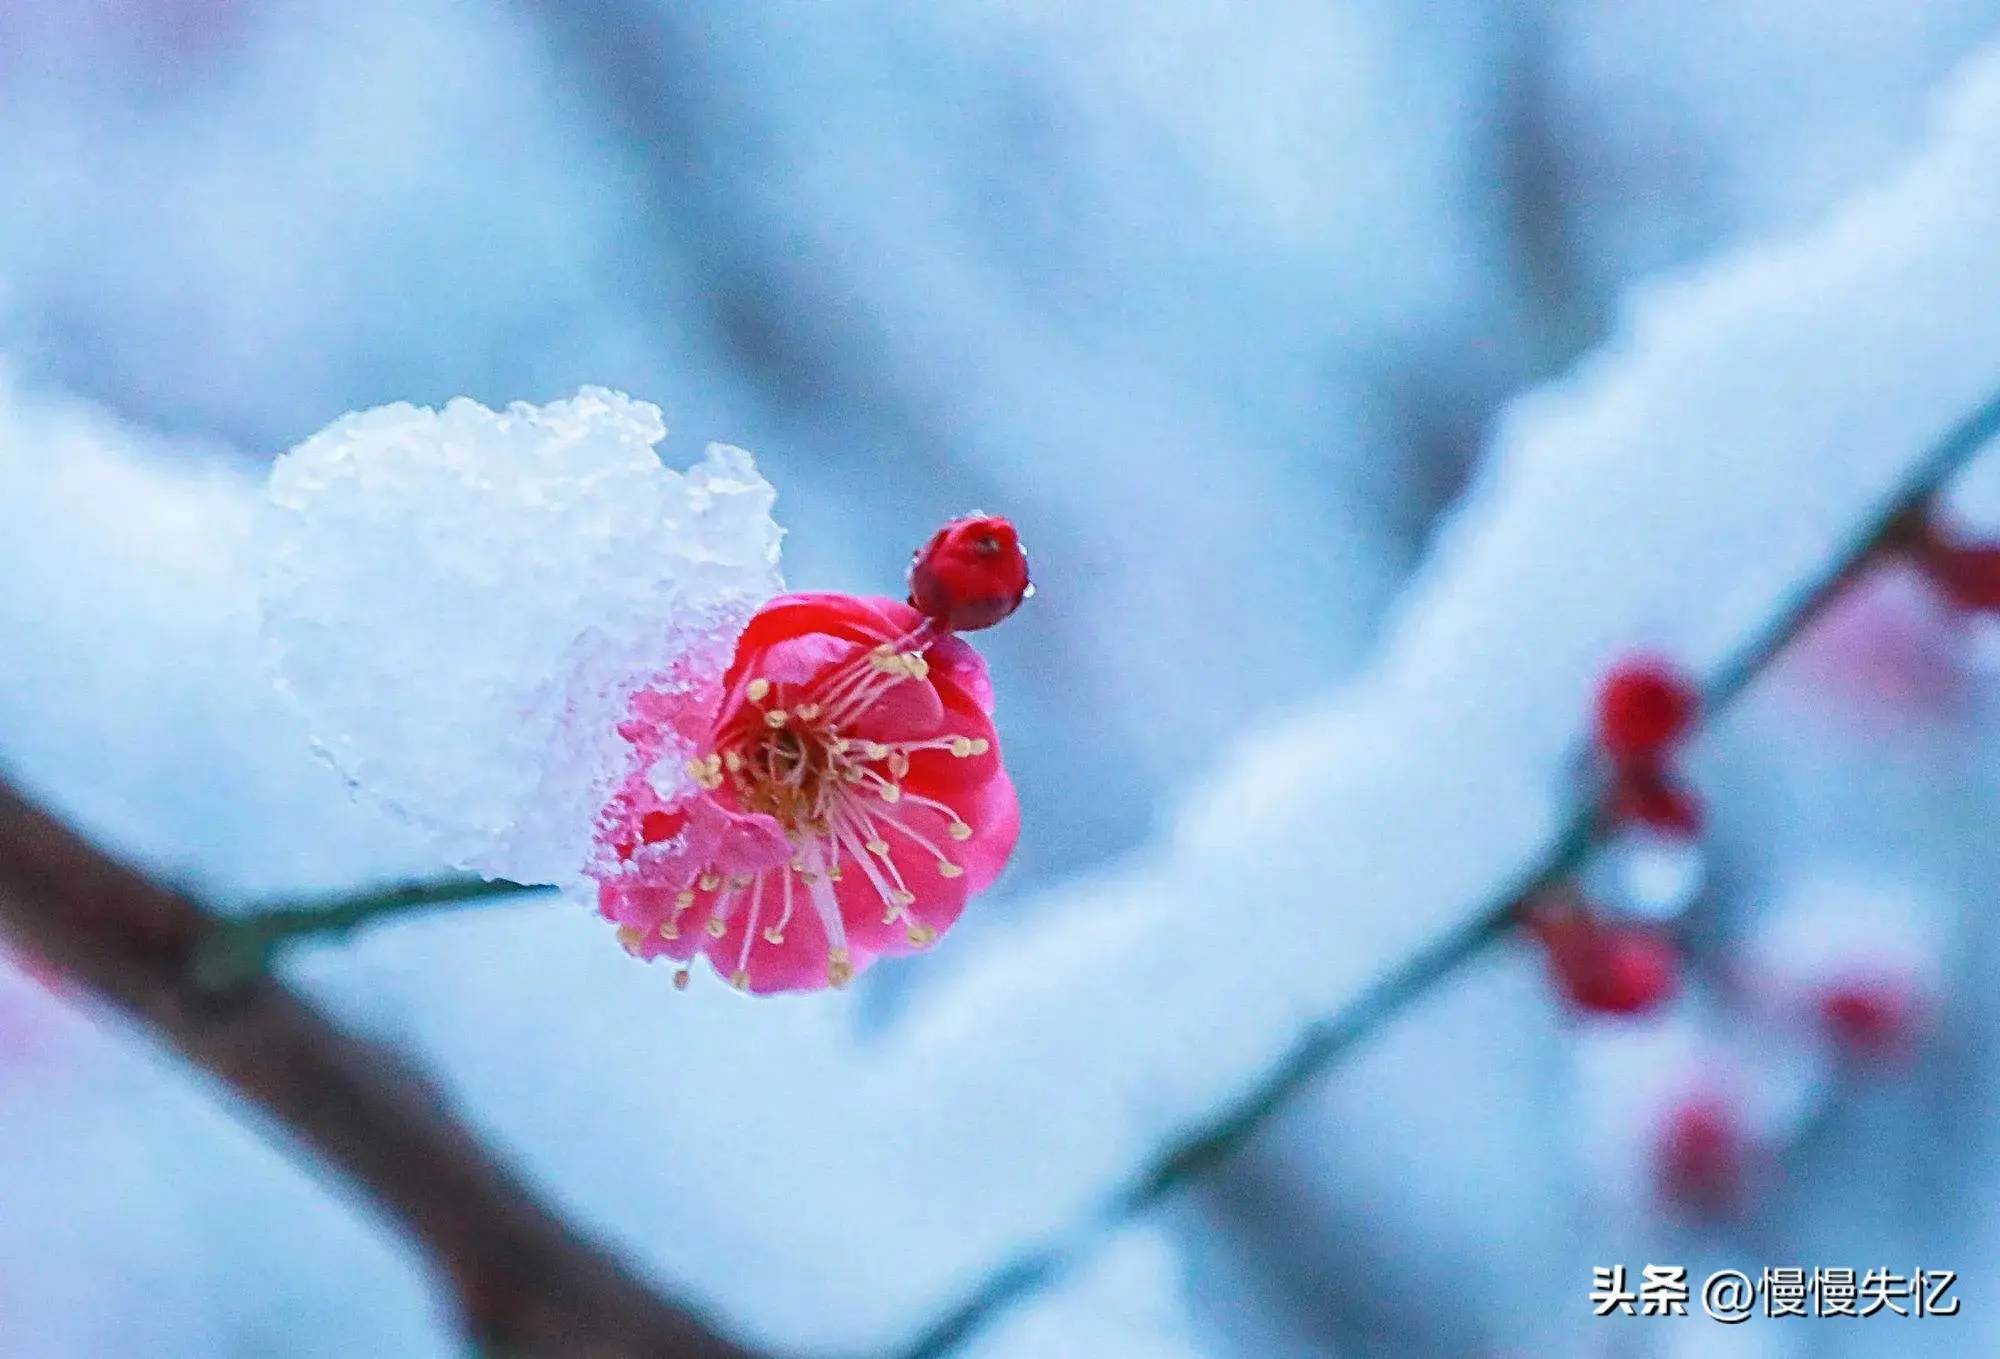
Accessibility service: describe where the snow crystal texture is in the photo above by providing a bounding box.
[262,389,783,886]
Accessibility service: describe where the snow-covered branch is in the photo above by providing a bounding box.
[900,374,2000,1356]
[850,43,2000,1352]
[7,28,2000,1359]
[0,777,748,1359]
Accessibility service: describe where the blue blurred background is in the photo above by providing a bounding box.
[5,2,2000,1355]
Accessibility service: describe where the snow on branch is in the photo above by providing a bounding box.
[0,366,439,904]
[815,43,2000,1350]
[0,777,749,1358]
[7,38,2000,1359]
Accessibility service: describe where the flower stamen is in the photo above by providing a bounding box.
[868,804,963,882]
[768,863,797,946]
[602,593,1014,993]
[733,876,766,987]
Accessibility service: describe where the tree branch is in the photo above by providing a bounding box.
[195,876,546,989]
[90,385,2000,1359]
[897,383,2000,1358]
[0,779,753,1359]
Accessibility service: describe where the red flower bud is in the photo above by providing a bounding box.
[1923,542,2000,611]
[1526,898,1679,1016]
[909,514,1031,632]
[1819,978,1921,1063]
[1608,769,1704,835]
[1595,656,1698,768]
[1655,1095,1748,1218]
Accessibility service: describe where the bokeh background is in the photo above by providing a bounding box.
[5,1,2000,1355]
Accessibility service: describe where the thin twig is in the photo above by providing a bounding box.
[896,385,2000,1359]
[196,876,545,989]
[0,779,751,1359]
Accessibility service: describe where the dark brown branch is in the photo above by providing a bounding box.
[0,777,754,1359]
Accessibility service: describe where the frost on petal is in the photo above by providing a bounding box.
[261,388,783,885]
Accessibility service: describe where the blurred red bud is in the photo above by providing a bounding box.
[1525,899,1680,1016]
[1819,977,1923,1063]
[1608,768,1704,836]
[1655,1095,1748,1218]
[1596,656,1698,768]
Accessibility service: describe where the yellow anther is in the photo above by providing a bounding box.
[866,839,890,858]
[616,925,646,953]
[882,906,901,924]
[970,738,990,755]
[685,757,710,780]
[675,890,696,909]
[866,742,890,760]
[705,917,728,938]
[892,889,916,906]
[699,873,721,891]
[730,969,751,991]
[762,926,785,945]
[878,784,902,804]
[828,950,855,988]
[827,863,844,882]
[907,924,937,948]
[764,709,788,728]
[888,752,911,778]
[937,861,963,879]
[794,703,821,721]
[659,922,679,940]
[747,678,771,702]
[948,821,973,841]
[948,736,974,757]
[724,751,743,771]
[904,653,929,680]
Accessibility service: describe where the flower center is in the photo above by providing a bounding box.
[732,722,837,832]
[659,636,992,989]
[720,713,923,842]
[693,640,977,831]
